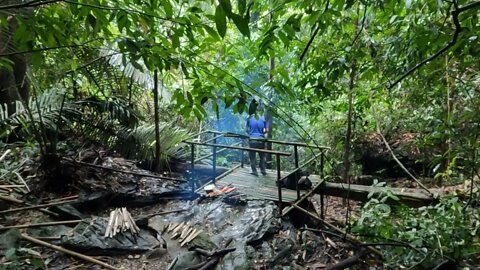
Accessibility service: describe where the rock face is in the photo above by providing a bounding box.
[355,132,429,178]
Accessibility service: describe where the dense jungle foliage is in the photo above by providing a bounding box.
[1,0,480,268]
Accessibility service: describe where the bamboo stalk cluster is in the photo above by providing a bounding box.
[104,208,140,238]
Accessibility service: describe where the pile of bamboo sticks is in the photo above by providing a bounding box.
[166,222,202,247]
[104,208,139,238]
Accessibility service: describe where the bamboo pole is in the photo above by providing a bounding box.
[0,149,11,162]
[0,195,23,204]
[20,234,120,270]
[0,220,81,231]
[46,195,79,203]
[0,185,25,188]
[0,199,78,215]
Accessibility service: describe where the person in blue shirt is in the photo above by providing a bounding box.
[246,113,269,176]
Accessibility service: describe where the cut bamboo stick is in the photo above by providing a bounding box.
[21,234,120,270]
[0,149,11,162]
[46,195,79,203]
[181,229,202,247]
[104,210,116,238]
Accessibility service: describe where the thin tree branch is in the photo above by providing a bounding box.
[299,1,329,61]
[0,0,59,10]
[62,0,185,25]
[0,39,102,57]
[369,91,432,194]
[350,5,367,46]
[387,1,480,90]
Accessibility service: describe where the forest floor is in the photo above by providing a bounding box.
[0,143,470,270]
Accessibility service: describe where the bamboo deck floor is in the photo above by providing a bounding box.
[214,167,323,203]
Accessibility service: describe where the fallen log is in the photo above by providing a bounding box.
[0,220,81,231]
[319,182,435,207]
[20,234,120,270]
[63,158,186,182]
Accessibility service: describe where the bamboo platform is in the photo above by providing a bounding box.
[214,167,323,203]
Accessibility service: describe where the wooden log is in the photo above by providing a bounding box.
[63,158,186,182]
[0,199,78,214]
[20,234,120,270]
[325,250,366,270]
[0,220,81,231]
[318,182,435,207]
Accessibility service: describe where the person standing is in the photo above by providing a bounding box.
[246,113,268,176]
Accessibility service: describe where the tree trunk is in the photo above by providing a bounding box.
[153,70,162,173]
[0,5,30,113]
[342,7,359,209]
[265,3,275,169]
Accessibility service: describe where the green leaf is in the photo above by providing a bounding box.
[204,25,220,41]
[161,0,173,17]
[131,61,144,71]
[231,13,250,38]
[219,0,232,15]
[215,5,227,38]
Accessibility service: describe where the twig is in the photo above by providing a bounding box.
[350,5,367,46]
[46,195,79,203]
[13,171,30,192]
[20,234,120,270]
[0,195,59,217]
[0,220,81,231]
[368,93,432,194]
[0,199,78,214]
[0,0,59,10]
[299,1,330,61]
[0,149,11,162]
[388,1,480,89]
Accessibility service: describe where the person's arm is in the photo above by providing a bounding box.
[245,118,250,133]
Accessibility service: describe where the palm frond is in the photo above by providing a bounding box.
[114,122,189,162]
[99,47,172,101]
[0,88,78,139]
